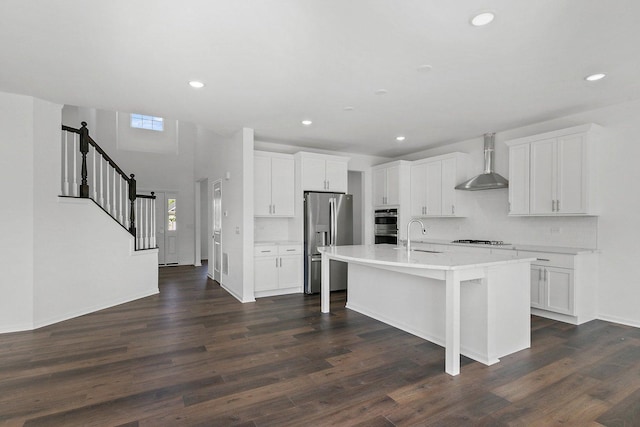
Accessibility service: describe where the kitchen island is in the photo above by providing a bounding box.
[319,245,535,375]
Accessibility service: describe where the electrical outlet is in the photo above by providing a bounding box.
[235,226,240,235]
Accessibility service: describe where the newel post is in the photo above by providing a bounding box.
[79,122,90,198]
[129,174,137,238]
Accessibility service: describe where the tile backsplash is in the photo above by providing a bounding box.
[408,190,598,249]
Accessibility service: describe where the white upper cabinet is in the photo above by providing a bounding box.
[298,153,349,192]
[506,124,599,216]
[372,161,410,207]
[507,143,530,215]
[254,151,295,216]
[410,153,468,217]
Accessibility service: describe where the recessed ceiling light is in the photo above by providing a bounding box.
[375,89,388,95]
[301,120,313,126]
[189,81,205,88]
[470,12,495,26]
[585,73,606,81]
[417,64,433,73]
[396,136,406,142]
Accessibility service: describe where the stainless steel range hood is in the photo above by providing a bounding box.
[455,133,508,191]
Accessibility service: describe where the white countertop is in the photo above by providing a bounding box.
[319,244,535,271]
[413,239,598,255]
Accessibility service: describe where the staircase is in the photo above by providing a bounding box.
[60,122,156,250]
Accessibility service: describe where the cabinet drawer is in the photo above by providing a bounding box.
[254,245,278,257]
[517,251,574,269]
[278,245,302,255]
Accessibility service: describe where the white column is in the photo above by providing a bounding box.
[151,197,156,247]
[125,181,130,229]
[445,269,462,376]
[62,132,69,196]
[105,166,111,213]
[99,155,104,207]
[321,251,331,313]
[118,176,124,224]
[72,133,78,197]
[92,147,97,201]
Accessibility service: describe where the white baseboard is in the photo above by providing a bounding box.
[596,313,640,329]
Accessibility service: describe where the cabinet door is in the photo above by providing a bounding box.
[254,156,272,216]
[530,138,556,214]
[545,267,574,315]
[270,156,295,216]
[508,144,530,215]
[530,266,545,308]
[556,134,586,214]
[410,164,428,217]
[440,157,457,216]
[425,161,442,216]
[278,255,302,288]
[302,157,327,191]
[325,160,348,192]
[254,257,278,291]
[372,168,387,206]
[385,165,401,205]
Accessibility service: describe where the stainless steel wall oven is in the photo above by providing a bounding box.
[374,208,398,244]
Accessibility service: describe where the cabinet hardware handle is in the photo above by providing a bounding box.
[538,268,541,281]
[261,250,270,253]
[273,204,276,214]
[286,249,296,251]
[537,258,550,262]
[552,200,555,212]
[276,258,278,267]
[279,258,282,267]
[556,200,560,211]
[452,205,455,215]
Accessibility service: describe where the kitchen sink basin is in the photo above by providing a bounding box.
[393,247,441,254]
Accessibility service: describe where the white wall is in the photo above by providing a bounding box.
[63,106,197,266]
[0,92,158,333]
[396,99,640,327]
[0,92,35,332]
[196,127,255,302]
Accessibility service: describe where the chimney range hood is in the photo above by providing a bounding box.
[455,133,508,191]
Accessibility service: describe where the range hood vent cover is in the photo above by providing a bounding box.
[455,133,508,191]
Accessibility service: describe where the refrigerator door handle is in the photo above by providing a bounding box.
[329,197,337,246]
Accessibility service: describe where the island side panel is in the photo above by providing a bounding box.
[345,263,493,365]
[487,262,531,359]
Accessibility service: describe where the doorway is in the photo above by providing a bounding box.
[155,191,179,265]
[212,180,222,283]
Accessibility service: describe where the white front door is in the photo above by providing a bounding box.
[155,191,179,265]
[212,181,222,282]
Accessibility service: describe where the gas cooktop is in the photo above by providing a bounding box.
[451,239,509,246]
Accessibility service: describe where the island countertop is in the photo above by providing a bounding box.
[318,244,536,270]
[318,244,535,376]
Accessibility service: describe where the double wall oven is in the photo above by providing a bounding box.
[374,208,398,245]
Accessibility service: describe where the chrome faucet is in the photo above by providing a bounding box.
[406,219,428,253]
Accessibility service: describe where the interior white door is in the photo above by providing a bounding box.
[212,180,222,283]
[155,191,179,265]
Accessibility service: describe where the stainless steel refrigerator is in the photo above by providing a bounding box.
[304,192,353,294]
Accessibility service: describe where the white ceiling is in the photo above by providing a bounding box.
[1,0,639,157]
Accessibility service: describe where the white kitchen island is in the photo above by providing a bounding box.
[319,245,535,376]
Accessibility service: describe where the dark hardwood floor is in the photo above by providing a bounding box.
[1,264,639,426]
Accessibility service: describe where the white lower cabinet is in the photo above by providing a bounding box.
[530,264,574,315]
[254,243,302,297]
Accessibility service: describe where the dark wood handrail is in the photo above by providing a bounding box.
[62,123,131,182]
[136,193,157,200]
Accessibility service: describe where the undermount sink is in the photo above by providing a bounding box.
[393,247,441,254]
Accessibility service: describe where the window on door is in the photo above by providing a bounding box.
[168,198,176,231]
